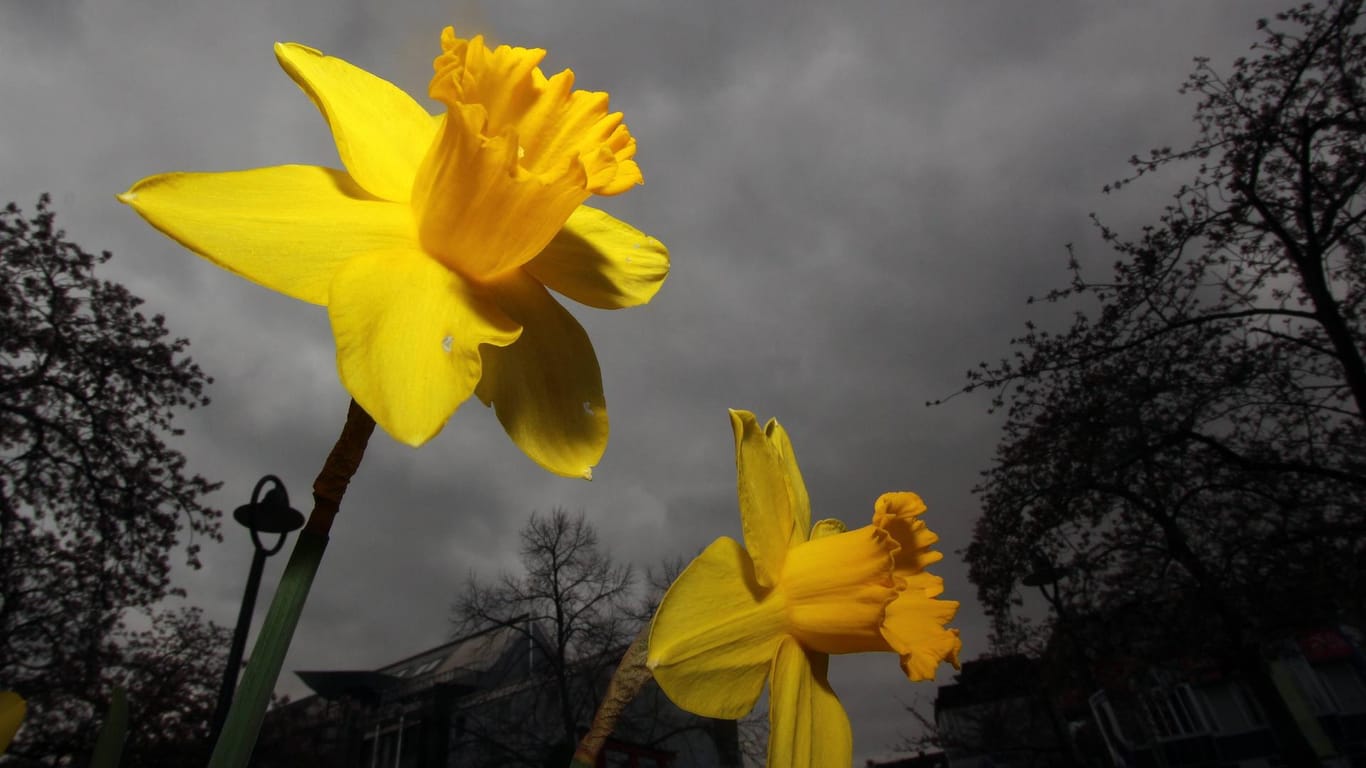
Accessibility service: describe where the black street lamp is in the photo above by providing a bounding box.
[208,475,304,745]
[1023,553,1094,682]
[1026,554,1108,768]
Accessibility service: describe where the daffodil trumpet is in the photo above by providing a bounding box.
[648,410,962,768]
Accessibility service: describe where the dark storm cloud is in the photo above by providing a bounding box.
[0,0,1295,760]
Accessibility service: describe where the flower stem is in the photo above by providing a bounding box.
[88,687,128,768]
[571,625,652,767]
[207,400,375,768]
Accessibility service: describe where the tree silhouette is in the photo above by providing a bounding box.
[0,196,222,764]
[449,510,761,767]
[958,2,1366,763]
[450,508,636,765]
[108,607,232,767]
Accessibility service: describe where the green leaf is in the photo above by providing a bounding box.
[208,530,328,768]
[89,688,128,768]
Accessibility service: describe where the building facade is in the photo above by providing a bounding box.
[933,626,1366,767]
[252,622,739,768]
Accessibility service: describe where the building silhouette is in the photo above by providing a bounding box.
[252,620,739,768]
[933,626,1366,767]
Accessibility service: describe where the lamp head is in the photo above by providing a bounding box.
[233,479,304,534]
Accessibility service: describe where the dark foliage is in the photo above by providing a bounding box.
[0,196,223,764]
[959,0,1366,667]
[109,607,232,767]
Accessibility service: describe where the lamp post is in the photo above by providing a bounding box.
[208,475,304,745]
[1023,555,1090,768]
[1023,556,1081,653]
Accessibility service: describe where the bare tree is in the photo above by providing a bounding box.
[450,508,635,765]
[450,511,765,767]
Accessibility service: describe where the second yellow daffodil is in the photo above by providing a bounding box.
[648,411,962,768]
[120,29,668,479]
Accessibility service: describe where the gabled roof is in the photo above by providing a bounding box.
[296,617,536,701]
[294,671,398,706]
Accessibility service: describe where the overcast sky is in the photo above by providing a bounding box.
[0,0,1297,761]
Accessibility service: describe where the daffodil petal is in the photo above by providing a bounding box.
[648,537,786,719]
[524,205,669,309]
[328,248,520,446]
[275,43,440,203]
[474,271,607,479]
[768,639,852,768]
[764,418,812,544]
[0,691,25,753]
[809,518,846,539]
[731,410,796,587]
[119,166,416,305]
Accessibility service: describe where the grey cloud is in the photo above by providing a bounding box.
[1,0,1294,760]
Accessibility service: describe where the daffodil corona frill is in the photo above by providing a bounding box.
[119,29,668,479]
[647,411,962,768]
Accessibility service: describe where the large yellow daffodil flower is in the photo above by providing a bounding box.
[648,411,962,767]
[120,29,668,479]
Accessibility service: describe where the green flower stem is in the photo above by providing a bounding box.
[571,625,652,767]
[89,687,127,768]
[208,399,375,768]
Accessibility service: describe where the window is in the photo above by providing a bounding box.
[1141,685,1210,740]
[1197,682,1264,734]
[365,719,425,768]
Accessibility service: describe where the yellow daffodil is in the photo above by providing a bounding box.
[0,691,24,753]
[648,410,962,768]
[120,29,668,478]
